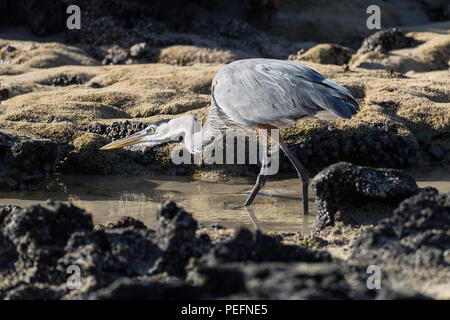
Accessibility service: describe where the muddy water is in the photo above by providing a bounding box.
[0,166,448,234]
[0,175,316,233]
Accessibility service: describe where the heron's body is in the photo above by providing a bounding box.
[210,59,358,129]
[100,58,360,229]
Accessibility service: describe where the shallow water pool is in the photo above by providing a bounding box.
[0,166,448,234]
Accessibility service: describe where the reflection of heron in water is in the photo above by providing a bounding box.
[243,202,309,234]
[101,58,359,226]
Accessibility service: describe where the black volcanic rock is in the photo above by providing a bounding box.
[87,121,150,140]
[0,131,63,191]
[151,201,212,277]
[312,162,420,230]
[199,227,331,265]
[284,125,417,175]
[58,226,161,293]
[357,28,417,54]
[89,276,202,300]
[26,0,65,36]
[106,216,147,229]
[191,262,360,299]
[0,201,93,283]
[350,189,449,268]
[0,199,436,299]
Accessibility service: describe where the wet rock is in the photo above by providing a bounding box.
[107,216,147,230]
[199,228,331,265]
[62,132,120,175]
[129,42,158,62]
[58,226,161,293]
[0,206,20,272]
[189,264,247,298]
[284,126,417,175]
[66,2,191,51]
[220,19,252,38]
[357,28,417,55]
[86,123,107,136]
[0,131,63,191]
[191,262,362,299]
[385,189,448,244]
[414,131,426,144]
[51,75,83,86]
[87,121,150,141]
[0,45,17,64]
[64,126,168,176]
[151,202,212,277]
[102,46,129,65]
[5,44,16,52]
[350,189,449,269]
[65,0,154,46]
[65,201,211,289]
[312,162,420,230]
[298,44,354,65]
[56,202,210,296]
[244,0,277,23]
[209,223,226,230]
[375,287,431,300]
[1,199,436,299]
[89,276,202,300]
[419,0,450,22]
[0,205,21,225]
[0,88,9,100]
[26,0,65,36]
[88,82,102,89]
[0,201,93,283]
[428,144,444,161]
[0,200,216,298]
[130,42,147,58]
[2,283,60,300]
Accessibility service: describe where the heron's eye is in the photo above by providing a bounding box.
[149,127,156,133]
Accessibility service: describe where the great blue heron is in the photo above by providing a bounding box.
[100,58,359,217]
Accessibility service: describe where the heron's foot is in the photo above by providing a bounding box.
[244,174,267,206]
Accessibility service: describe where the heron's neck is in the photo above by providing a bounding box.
[181,115,218,154]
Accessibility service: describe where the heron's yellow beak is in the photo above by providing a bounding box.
[99,131,148,150]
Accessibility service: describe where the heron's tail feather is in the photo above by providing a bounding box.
[313,110,339,120]
[317,79,359,119]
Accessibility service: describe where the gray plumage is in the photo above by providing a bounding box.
[210,58,359,129]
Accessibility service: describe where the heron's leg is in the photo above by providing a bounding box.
[279,141,310,216]
[243,206,263,232]
[243,154,269,206]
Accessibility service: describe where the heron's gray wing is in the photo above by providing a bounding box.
[212,59,359,127]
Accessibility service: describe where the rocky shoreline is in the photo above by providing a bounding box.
[0,183,447,299]
[1,28,448,188]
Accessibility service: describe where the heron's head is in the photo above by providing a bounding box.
[99,119,175,150]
